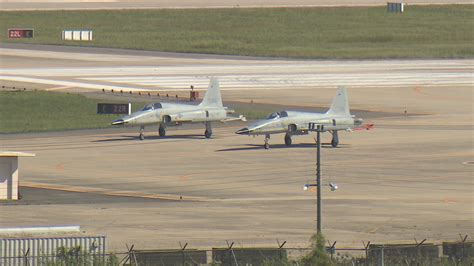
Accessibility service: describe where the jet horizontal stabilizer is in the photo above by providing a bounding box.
[222,115,247,123]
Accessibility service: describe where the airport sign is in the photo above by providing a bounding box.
[97,103,130,115]
[8,28,34,38]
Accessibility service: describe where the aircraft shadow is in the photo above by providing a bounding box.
[93,134,206,142]
[216,143,350,152]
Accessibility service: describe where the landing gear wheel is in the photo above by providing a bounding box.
[284,134,292,146]
[331,130,339,148]
[264,134,270,149]
[205,122,212,139]
[139,126,145,141]
[159,125,166,137]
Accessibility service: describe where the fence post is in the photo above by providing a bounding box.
[414,237,427,264]
[22,247,30,266]
[226,241,238,266]
[327,240,337,260]
[380,245,384,266]
[119,244,136,265]
[179,242,188,266]
[362,241,370,265]
[277,239,287,262]
[459,234,468,262]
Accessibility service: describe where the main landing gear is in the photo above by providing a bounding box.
[264,134,270,149]
[205,122,213,139]
[159,124,166,137]
[331,130,339,148]
[139,126,145,140]
[284,133,292,146]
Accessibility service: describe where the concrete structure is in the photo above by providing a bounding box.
[0,235,106,266]
[0,151,35,200]
[0,226,80,235]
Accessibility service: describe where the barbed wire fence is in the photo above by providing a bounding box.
[1,234,472,266]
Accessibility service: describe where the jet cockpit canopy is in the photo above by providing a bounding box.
[141,103,162,111]
[266,111,288,120]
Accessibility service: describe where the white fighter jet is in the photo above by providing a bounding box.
[112,78,245,140]
[235,87,373,149]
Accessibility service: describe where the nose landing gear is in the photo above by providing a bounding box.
[264,134,271,149]
[139,126,145,140]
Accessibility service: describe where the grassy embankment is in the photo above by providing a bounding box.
[0,5,473,59]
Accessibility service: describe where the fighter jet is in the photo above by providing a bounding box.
[236,87,372,149]
[112,78,245,140]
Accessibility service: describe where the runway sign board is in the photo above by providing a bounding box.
[8,28,34,38]
[387,2,404,12]
[62,30,93,41]
[97,103,130,115]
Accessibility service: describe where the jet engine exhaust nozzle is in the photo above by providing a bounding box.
[235,128,250,135]
[112,119,125,125]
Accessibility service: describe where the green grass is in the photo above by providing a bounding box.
[0,91,129,133]
[0,91,273,133]
[1,5,473,58]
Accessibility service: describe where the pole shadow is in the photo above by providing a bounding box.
[216,143,350,152]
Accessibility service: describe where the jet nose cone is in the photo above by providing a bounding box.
[112,119,125,125]
[235,127,250,135]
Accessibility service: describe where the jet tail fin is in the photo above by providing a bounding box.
[199,77,223,108]
[326,86,351,116]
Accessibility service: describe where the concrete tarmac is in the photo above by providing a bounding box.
[0,118,472,250]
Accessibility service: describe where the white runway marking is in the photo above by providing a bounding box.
[81,72,474,88]
[1,57,472,91]
[1,60,473,77]
[1,72,472,91]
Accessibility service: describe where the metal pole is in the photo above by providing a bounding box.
[381,245,384,266]
[316,128,322,234]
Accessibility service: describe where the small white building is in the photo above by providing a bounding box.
[0,151,35,200]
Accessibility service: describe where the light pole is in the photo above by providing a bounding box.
[316,126,322,233]
[305,124,338,234]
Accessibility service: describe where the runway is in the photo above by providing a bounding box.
[1,44,473,114]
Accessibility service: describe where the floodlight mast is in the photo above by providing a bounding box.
[316,124,322,234]
[306,123,324,234]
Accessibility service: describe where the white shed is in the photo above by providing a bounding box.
[0,151,35,200]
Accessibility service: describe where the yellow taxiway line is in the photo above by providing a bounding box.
[21,181,207,202]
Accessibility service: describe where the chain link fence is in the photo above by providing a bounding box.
[2,238,472,266]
